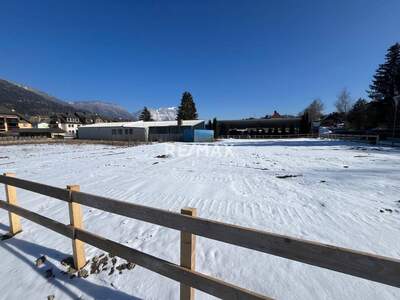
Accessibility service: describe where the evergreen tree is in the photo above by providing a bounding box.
[347,98,368,130]
[368,43,400,129]
[299,111,310,134]
[212,117,219,138]
[368,43,400,102]
[139,107,153,121]
[176,92,198,120]
[206,120,212,130]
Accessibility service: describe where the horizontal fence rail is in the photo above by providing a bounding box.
[0,200,269,300]
[320,134,379,144]
[220,134,318,139]
[70,191,400,287]
[1,175,400,300]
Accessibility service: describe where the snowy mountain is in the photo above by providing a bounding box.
[0,78,135,120]
[72,101,135,121]
[132,107,177,121]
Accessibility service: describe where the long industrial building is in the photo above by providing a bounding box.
[77,120,210,142]
[218,117,302,135]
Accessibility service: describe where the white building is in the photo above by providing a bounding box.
[37,122,50,129]
[50,113,82,137]
[77,120,205,142]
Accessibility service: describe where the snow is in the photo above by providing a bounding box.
[0,139,399,300]
[132,107,178,121]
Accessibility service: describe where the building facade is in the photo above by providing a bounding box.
[217,118,302,136]
[50,113,82,137]
[78,120,205,142]
[0,107,32,133]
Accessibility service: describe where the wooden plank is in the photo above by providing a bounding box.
[0,200,73,238]
[3,173,22,235]
[0,175,69,201]
[0,200,271,300]
[181,208,197,300]
[71,190,400,288]
[67,185,86,270]
[1,175,400,289]
[74,228,271,300]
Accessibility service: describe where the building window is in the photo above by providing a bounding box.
[112,129,116,135]
[125,129,129,135]
[118,129,122,135]
[129,129,133,135]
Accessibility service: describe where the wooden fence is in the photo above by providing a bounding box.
[219,134,318,139]
[0,173,400,299]
[319,133,380,144]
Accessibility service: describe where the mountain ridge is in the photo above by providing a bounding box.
[72,100,134,121]
[0,78,134,120]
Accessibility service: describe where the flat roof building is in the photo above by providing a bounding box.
[218,118,302,136]
[77,120,205,142]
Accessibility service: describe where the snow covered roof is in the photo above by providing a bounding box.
[81,120,204,129]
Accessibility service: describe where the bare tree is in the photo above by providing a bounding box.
[335,88,352,114]
[305,98,324,122]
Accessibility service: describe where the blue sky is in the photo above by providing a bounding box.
[0,0,399,120]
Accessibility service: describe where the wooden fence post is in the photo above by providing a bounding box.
[4,173,22,235]
[180,207,197,300]
[67,185,86,270]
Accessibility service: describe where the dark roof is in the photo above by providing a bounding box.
[219,118,302,128]
[17,128,65,134]
[0,105,17,115]
[50,112,81,123]
[16,113,31,123]
[0,106,31,123]
[74,111,105,124]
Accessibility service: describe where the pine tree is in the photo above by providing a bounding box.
[368,43,400,102]
[139,107,153,121]
[347,98,368,130]
[212,117,219,138]
[299,111,310,134]
[176,92,198,120]
[368,43,400,129]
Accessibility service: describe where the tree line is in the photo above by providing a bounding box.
[138,43,399,138]
[301,42,400,135]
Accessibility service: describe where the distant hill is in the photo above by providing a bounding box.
[0,78,134,120]
[0,79,75,116]
[132,107,177,121]
[72,101,135,121]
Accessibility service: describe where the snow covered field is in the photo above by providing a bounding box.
[0,139,399,300]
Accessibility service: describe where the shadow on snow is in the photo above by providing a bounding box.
[0,225,141,300]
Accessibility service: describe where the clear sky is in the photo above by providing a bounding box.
[0,0,399,120]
